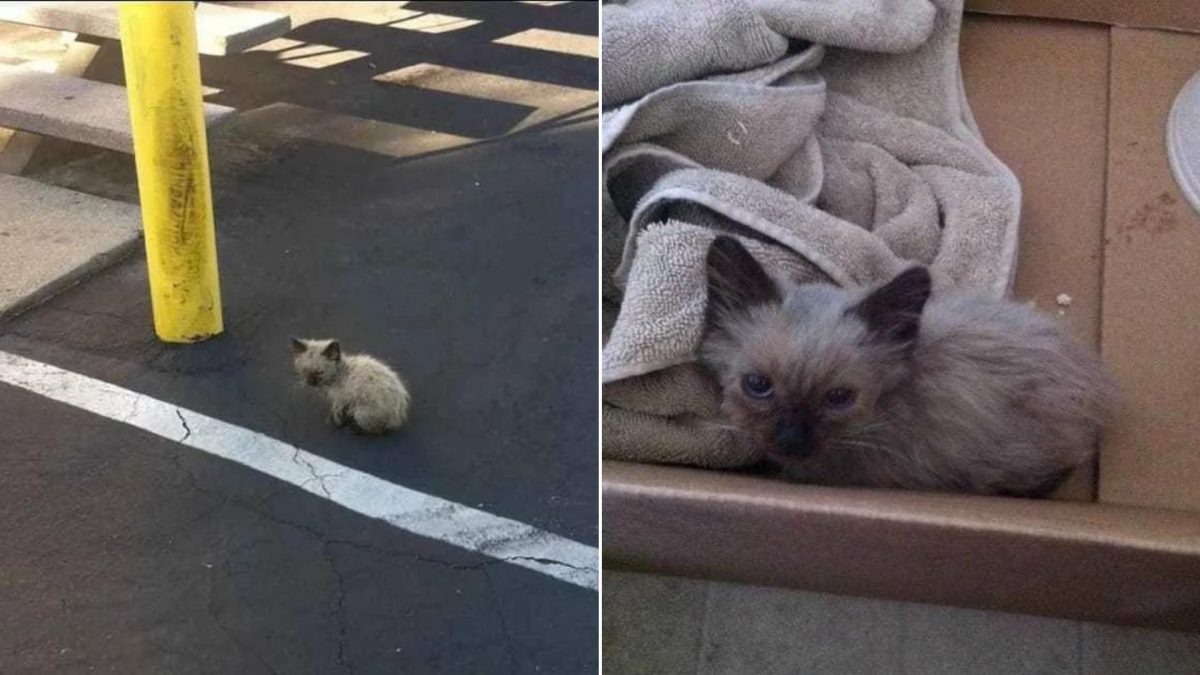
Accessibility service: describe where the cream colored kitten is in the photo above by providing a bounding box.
[291,338,410,435]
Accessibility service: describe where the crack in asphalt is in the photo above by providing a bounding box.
[503,555,596,573]
[12,383,590,672]
[175,408,192,442]
[481,567,519,672]
[168,458,468,572]
[324,542,354,675]
[165,452,355,672]
[253,390,339,502]
[206,560,283,675]
[170,452,592,569]
[292,446,334,499]
[155,448,558,672]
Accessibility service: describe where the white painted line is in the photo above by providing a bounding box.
[0,351,598,590]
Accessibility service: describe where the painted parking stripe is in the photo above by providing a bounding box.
[0,350,597,590]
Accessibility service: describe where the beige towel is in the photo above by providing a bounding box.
[602,0,1021,468]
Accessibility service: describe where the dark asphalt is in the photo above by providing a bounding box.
[0,2,598,673]
[0,384,592,674]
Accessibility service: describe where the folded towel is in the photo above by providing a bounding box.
[602,0,1021,468]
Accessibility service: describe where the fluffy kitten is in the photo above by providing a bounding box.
[291,338,411,435]
[700,236,1115,497]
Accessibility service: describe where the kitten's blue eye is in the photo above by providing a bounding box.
[824,387,857,409]
[741,374,774,399]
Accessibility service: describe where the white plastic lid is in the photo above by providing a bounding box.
[1167,69,1200,216]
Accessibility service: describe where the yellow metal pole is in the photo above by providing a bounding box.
[118,1,223,343]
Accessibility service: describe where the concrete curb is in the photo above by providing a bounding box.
[0,174,142,322]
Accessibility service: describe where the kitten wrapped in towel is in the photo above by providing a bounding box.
[701,236,1115,497]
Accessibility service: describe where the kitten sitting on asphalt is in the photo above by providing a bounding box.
[700,236,1116,497]
[291,338,410,435]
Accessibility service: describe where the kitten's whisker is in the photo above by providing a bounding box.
[699,421,750,437]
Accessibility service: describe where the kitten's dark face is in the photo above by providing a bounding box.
[700,237,930,466]
[291,338,343,387]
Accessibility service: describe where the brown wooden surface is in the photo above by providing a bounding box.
[1100,28,1200,511]
[604,461,1200,632]
[967,0,1200,34]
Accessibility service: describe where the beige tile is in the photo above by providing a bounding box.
[1082,623,1200,674]
[901,601,1080,674]
[1100,28,1200,511]
[700,583,904,675]
[603,570,707,675]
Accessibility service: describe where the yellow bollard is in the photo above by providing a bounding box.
[118,1,223,343]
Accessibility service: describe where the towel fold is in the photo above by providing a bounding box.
[602,0,1021,468]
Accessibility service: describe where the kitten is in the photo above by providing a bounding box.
[291,338,411,435]
[700,236,1115,497]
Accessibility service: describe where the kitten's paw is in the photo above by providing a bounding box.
[349,414,392,436]
[350,421,380,435]
[328,408,349,427]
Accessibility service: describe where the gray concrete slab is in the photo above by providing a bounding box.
[701,580,906,675]
[1082,623,1200,675]
[0,41,101,175]
[0,2,291,56]
[0,174,140,318]
[899,601,1079,674]
[604,571,1200,675]
[0,64,234,154]
[602,570,707,675]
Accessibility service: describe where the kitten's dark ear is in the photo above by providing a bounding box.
[852,267,931,345]
[322,341,342,361]
[704,236,782,332]
[291,337,306,354]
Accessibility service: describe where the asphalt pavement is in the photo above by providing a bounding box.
[0,2,598,673]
